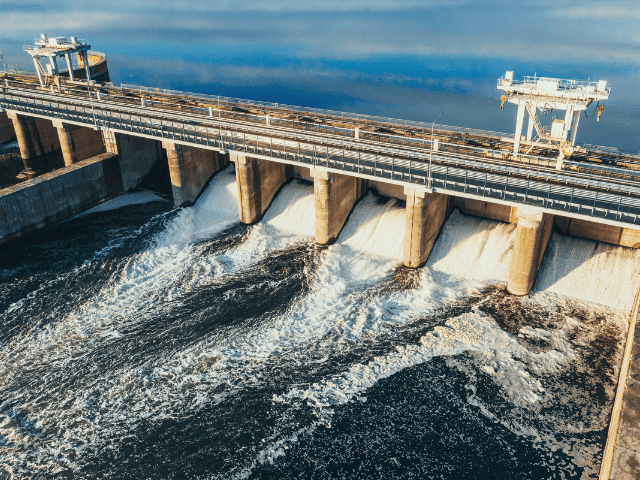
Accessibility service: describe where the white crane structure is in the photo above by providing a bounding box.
[24,34,91,87]
[497,71,610,169]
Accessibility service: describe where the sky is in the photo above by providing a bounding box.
[1,0,638,148]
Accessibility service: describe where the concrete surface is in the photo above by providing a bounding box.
[403,187,452,268]
[232,153,293,224]
[104,131,162,191]
[0,152,123,246]
[507,208,554,295]
[164,142,228,207]
[312,167,367,244]
[610,309,640,480]
[0,112,15,145]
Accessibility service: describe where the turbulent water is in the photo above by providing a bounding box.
[1,166,639,479]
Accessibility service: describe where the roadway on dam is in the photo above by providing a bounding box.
[3,72,640,229]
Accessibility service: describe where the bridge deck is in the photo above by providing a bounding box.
[2,72,640,229]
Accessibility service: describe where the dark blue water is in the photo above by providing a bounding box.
[1,3,638,477]
[1,1,639,150]
[0,170,631,478]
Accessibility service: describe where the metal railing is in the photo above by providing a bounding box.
[2,89,640,228]
[5,85,640,195]
[121,83,517,141]
[498,76,611,95]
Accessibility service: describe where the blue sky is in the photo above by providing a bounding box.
[1,0,638,148]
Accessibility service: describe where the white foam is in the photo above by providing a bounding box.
[1,181,630,477]
[535,232,640,312]
[210,179,315,273]
[427,210,516,286]
[74,189,168,218]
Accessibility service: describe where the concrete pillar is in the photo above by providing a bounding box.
[163,143,229,207]
[403,187,452,268]
[7,112,36,170]
[231,154,292,224]
[53,120,105,166]
[507,208,554,296]
[53,120,77,166]
[311,168,367,245]
[513,102,526,154]
[526,103,536,141]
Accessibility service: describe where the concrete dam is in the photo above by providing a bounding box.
[1,36,640,479]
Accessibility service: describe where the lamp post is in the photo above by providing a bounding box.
[429,112,443,186]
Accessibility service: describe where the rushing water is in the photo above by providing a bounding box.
[1,167,639,479]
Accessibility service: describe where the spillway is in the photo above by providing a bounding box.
[0,181,634,479]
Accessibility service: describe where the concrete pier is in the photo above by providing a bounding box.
[163,142,229,207]
[312,168,367,245]
[231,153,293,224]
[507,208,554,296]
[53,120,105,167]
[7,112,60,167]
[403,187,452,268]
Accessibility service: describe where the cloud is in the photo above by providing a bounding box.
[553,6,640,19]
[2,0,468,14]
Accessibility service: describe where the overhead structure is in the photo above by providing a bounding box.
[24,34,91,87]
[498,71,610,169]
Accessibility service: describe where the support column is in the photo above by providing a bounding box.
[6,112,36,170]
[312,168,367,245]
[403,187,452,268]
[507,208,554,296]
[570,110,580,146]
[526,103,536,141]
[513,102,526,154]
[163,143,229,207]
[53,120,77,166]
[231,154,292,224]
[83,51,91,83]
[65,53,75,82]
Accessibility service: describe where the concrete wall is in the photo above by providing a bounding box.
[54,121,106,166]
[554,216,640,249]
[163,142,229,207]
[68,125,106,162]
[456,196,639,249]
[293,165,313,182]
[404,188,453,268]
[370,180,405,201]
[232,154,293,224]
[312,168,367,244]
[455,197,517,223]
[0,153,124,246]
[104,131,162,191]
[0,112,15,145]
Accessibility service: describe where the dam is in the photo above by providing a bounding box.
[0,35,639,479]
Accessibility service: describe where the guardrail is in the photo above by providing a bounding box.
[2,89,640,228]
[7,81,640,195]
[120,83,517,141]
